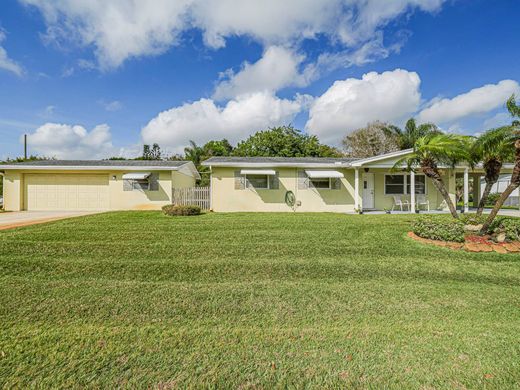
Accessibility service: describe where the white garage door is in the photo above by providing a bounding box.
[25,174,109,211]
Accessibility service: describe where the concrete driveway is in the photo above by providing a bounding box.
[0,211,103,230]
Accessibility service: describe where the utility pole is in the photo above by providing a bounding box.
[24,134,27,160]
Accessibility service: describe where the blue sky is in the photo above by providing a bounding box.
[0,0,519,159]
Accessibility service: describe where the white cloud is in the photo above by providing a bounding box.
[305,69,421,143]
[483,112,513,129]
[417,80,520,124]
[26,123,114,159]
[213,46,314,100]
[20,0,446,69]
[0,30,24,76]
[101,100,123,112]
[141,92,304,152]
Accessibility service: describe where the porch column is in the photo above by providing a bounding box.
[410,170,416,212]
[354,168,360,211]
[463,168,469,213]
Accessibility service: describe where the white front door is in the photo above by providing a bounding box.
[362,173,375,209]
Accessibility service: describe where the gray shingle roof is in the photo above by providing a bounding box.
[3,160,189,167]
[202,156,359,165]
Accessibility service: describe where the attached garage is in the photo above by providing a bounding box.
[0,160,200,212]
[25,174,110,211]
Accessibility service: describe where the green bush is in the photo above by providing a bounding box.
[487,217,520,241]
[412,216,465,243]
[485,192,502,206]
[460,213,487,226]
[162,205,202,216]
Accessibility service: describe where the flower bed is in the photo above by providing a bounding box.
[410,215,520,253]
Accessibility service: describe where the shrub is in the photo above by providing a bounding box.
[487,217,520,241]
[460,213,487,226]
[162,204,201,216]
[412,216,465,243]
[485,192,502,206]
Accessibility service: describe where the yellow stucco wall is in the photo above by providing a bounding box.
[109,171,173,210]
[172,170,196,188]
[3,171,24,211]
[369,169,448,211]
[210,167,455,213]
[1,169,195,211]
[210,167,356,213]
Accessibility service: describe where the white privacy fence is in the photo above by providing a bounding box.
[172,187,210,210]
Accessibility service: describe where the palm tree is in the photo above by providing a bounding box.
[184,140,204,166]
[481,95,520,233]
[384,118,440,149]
[394,133,472,218]
[471,127,515,216]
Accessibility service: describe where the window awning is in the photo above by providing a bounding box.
[122,172,151,180]
[240,169,276,175]
[305,170,344,179]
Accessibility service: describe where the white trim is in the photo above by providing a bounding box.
[0,164,184,171]
[202,162,351,168]
[304,170,344,178]
[354,168,360,210]
[240,169,276,175]
[122,172,151,180]
[350,149,413,167]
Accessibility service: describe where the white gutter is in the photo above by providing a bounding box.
[202,162,351,168]
[0,164,188,171]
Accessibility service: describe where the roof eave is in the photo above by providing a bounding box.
[201,162,353,168]
[0,164,187,171]
[350,149,414,167]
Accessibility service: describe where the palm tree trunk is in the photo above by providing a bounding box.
[422,167,459,219]
[476,181,495,216]
[480,140,520,233]
[479,182,519,233]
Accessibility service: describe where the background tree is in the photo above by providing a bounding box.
[481,95,520,233]
[394,133,472,219]
[470,126,514,216]
[202,139,233,158]
[384,118,441,149]
[342,121,399,158]
[138,143,162,160]
[233,125,342,157]
[183,140,234,186]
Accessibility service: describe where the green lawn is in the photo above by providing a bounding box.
[1,212,519,388]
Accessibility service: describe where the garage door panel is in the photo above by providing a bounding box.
[25,174,109,211]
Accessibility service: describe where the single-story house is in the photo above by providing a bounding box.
[202,150,517,213]
[0,160,199,211]
[480,174,519,206]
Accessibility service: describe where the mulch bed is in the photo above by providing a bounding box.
[407,231,520,253]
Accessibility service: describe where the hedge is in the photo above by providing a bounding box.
[162,205,202,216]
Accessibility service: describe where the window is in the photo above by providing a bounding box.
[310,178,331,189]
[246,174,269,189]
[132,179,150,191]
[406,175,426,194]
[385,174,426,195]
[385,175,405,194]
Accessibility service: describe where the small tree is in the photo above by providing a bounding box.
[342,121,399,158]
[139,143,162,160]
[481,95,520,233]
[470,127,514,216]
[384,118,441,150]
[394,133,472,219]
